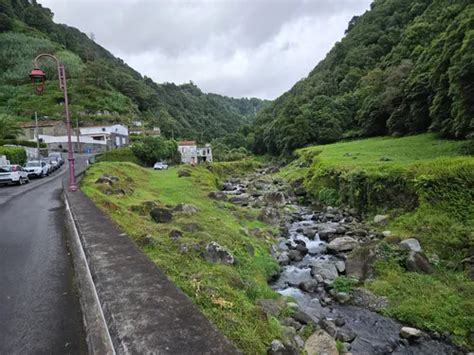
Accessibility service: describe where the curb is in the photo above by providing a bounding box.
[63,163,116,355]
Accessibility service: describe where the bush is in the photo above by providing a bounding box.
[130,136,180,166]
[0,139,47,148]
[0,146,27,165]
[96,148,141,165]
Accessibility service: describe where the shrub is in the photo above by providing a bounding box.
[332,276,357,293]
[0,139,46,148]
[0,146,27,165]
[130,136,180,166]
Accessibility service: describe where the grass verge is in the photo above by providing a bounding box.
[81,161,281,353]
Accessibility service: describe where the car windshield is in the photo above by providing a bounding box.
[0,166,12,172]
[26,162,40,167]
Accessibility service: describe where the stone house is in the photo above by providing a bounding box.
[18,120,68,140]
[177,141,213,164]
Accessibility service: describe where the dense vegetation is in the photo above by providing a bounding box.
[0,0,268,142]
[254,0,473,155]
[280,134,474,347]
[82,161,285,353]
[0,146,27,164]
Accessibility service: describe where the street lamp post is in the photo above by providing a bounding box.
[29,54,77,192]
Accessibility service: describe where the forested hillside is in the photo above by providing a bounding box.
[254,0,473,155]
[0,0,268,141]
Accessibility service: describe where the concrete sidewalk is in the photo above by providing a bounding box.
[64,168,239,354]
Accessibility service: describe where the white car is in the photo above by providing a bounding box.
[24,160,49,178]
[153,161,168,170]
[48,152,64,166]
[0,165,29,186]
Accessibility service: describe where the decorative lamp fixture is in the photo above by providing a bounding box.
[29,67,46,95]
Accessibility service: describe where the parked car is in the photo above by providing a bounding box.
[48,152,64,166]
[0,165,29,186]
[153,161,168,170]
[47,157,60,171]
[24,160,49,178]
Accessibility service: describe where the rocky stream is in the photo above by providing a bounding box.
[217,167,464,355]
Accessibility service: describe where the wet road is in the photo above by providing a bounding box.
[0,166,86,354]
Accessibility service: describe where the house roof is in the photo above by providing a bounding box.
[178,140,196,146]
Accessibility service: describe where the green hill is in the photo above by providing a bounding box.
[0,0,268,141]
[254,0,473,155]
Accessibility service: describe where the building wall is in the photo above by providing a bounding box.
[178,145,197,164]
[19,122,68,140]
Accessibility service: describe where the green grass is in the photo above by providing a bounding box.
[279,133,474,348]
[81,162,282,354]
[367,261,474,348]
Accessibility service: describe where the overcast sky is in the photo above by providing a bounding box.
[41,0,371,99]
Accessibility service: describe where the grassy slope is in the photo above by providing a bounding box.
[281,134,474,348]
[81,162,282,354]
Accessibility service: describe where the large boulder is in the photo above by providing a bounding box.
[399,238,422,252]
[304,330,338,355]
[256,299,285,317]
[311,260,339,282]
[267,339,298,355]
[263,191,287,207]
[149,207,173,223]
[345,243,378,281]
[406,251,434,274]
[327,236,358,253]
[229,193,251,206]
[203,242,234,265]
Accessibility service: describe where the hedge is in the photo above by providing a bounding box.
[0,139,47,148]
[0,146,27,165]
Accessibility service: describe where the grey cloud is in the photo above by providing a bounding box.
[41,0,371,99]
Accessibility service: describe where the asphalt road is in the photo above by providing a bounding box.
[0,164,86,354]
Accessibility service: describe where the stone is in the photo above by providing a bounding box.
[268,339,298,355]
[336,328,357,343]
[294,243,308,255]
[292,310,315,326]
[222,182,235,191]
[399,238,422,252]
[373,215,389,225]
[327,237,358,253]
[353,228,368,237]
[380,156,393,161]
[288,250,304,262]
[286,302,299,310]
[345,243,378,281]
[304,330,338,355]
[335,292,351,304]
[335,260,346,273]
[335,317,346,327]
[382,230,392,237]
[281,317,302,331]
[96,175,115,185]
[257,299,284,317]
[130,201,159,215]
[258,208,281,225]
[319,319,337,337]
[350,288,388,312]
[169,229,183,241]
[177,169,191,177]
[311,260,339,282]
[174,203,199,214]
[406,251,434,274]
[400,327,423,339]
[277,252,290,266]
[149,207,173,223]
[298,280,319,293]
[318,231,331,242]
[263,191,287,206]
[203,242,234,265]
[208,191,227,201]
[229,193,251,206]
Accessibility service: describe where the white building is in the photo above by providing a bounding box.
[177,141,213,164]
[80,124,129,149]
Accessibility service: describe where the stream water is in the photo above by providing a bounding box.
[222,171,463,355]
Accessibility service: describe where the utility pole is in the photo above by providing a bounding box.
[35,111,40,160]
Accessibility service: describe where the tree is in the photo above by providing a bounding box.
[130,136,179,166]
[0,115,22,139]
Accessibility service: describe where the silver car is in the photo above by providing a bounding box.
[0,165,29,186]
